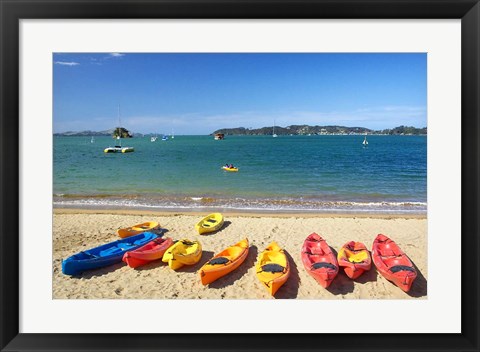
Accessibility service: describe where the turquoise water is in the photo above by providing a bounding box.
[53,135,427,214]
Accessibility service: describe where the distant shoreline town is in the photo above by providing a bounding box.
[53,125,427,137]
[212,125,427,136]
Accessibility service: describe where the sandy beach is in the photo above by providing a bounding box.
[53,209,427,300]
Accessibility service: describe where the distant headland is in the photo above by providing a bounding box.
[54,128,139,138]
[53,124,427,137]
[211,125,427,136]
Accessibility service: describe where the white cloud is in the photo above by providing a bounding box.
[109,53,125,57]
[54,61,79,66]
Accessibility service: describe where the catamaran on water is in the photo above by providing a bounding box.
[104,138,134,153]
[104,106,134,153]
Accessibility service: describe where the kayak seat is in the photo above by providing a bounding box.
[208,257,230,265]
[80,251,98,259]
[346,251,369,263]
[100,247,123,256]
[206,219,217,223]
[181,240,196,246]
[261,263,285,273]
[311,262,337,270]
[390,265,415,273]
[378,248,399,257]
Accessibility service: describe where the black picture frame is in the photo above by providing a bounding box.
[1,0,478,351]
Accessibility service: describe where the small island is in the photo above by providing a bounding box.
[112,127,133,139]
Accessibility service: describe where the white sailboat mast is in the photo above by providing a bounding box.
[117,104,122,146]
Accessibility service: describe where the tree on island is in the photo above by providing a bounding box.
[112,127,133,138]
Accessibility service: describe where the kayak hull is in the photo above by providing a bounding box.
[337,241,372,279]
[118,221,161,238]
[199,238,249,285]
[62,232,157,275]
[372,234,417,292]
[222,166,239,172]
[256,241,290,296]
[301,233,339,288]
[195,213,224,235]
[162,239,203,270]
[122,237,174,268]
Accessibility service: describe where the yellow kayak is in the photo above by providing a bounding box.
[199,238,249,285]
[222,166,239,172]
[256,241,290,296]
[117,221,160,238]
[195,213,224,235]
[162,239,202,270]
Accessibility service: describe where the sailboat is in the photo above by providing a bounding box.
[171,128,175,139]
[91,136,95,143]
[151,134,158,142]
[104,105,134,153]
[362,134,368,146]
[272,120,278,138]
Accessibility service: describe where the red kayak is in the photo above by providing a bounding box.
[301,233,338,288]
[122,237,174,268]
[372,234,417,292]
[337,241,372,279]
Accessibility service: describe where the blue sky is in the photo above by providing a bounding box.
[53,53,426,134]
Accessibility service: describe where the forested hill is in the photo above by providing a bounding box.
[212,125,427,136]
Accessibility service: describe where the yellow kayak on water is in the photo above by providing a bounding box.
[162,239,202,270]
[117,221,160,238]
[195,213,224,235]
[222,166,239,172]
[256,241,290,296]
[199,238,249,285]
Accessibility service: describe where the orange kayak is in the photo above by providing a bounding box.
[372,234,417,292]
[256,241,290,296]
[337,241,372,279]
[199,238,249,285]
[117,221,161,238]
[301,233,338,288]
[122,237,174,268]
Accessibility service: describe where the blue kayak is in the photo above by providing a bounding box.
[62,232,158,275]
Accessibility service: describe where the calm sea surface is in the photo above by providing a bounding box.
[53,135,427,214]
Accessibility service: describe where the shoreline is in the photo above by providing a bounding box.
[53,193,427,216]
[53,207,427,219]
